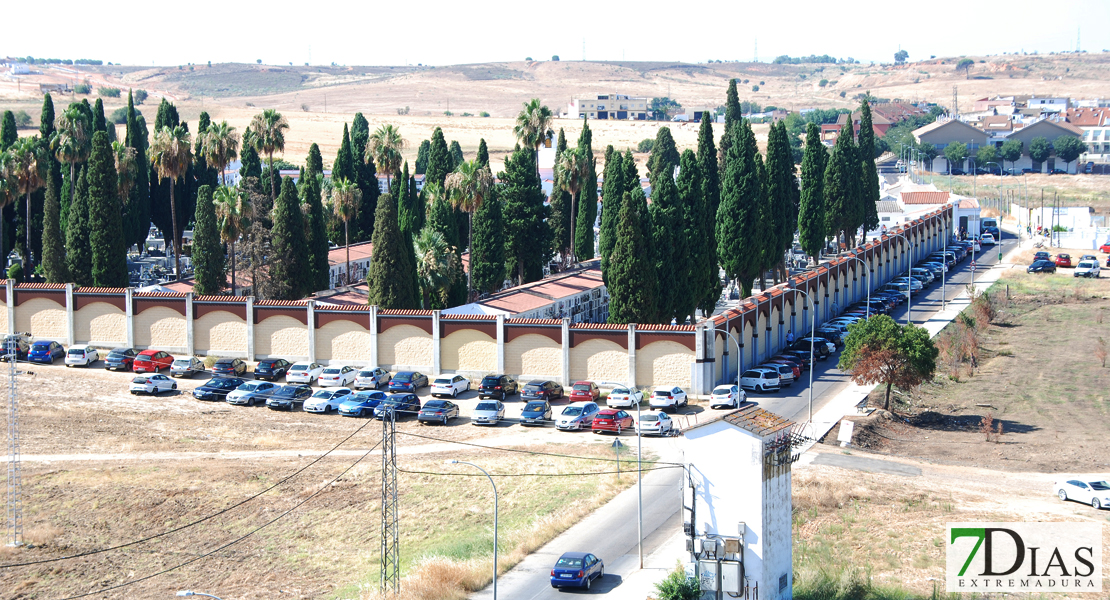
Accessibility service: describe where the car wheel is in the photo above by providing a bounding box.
[585,575,590,590]
[616,425,622,435]
[1093,498,1102,510]
[452,388,458,398]
[172,383,177,390]
[442,415,448,426]
[1058,489,1068,501]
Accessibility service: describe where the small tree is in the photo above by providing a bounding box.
[1000,139,1023,173]
[654,567,701,600]
[1053,135,1085,173]
[976,145,997,171]
[956,58,975,79]
[839,314,938,410]
[943,142,968,173]
[894,50,909,64]
[1028,136,1051,167]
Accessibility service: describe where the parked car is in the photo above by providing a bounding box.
[636,411,674,436]
[65,346,99,367]
[1100,242,1110,254]
[304,387,353,413]
[1081,254,1098,262]
[254,358,291,381]
[478,374,517,400]
[1027,260,1057,274]
[1033,251,1051,262]
[521,380,564,401]
[287,362,325,384]
[265,384,313,410]
[472,400,506,425]
[520,400,553,426]
[550,552,605,590]
[130,373,177,395]
[431,374,470,398]
[1055,253,1074,268]
[777,352,811,371]
[193,377,248,402]
[417,399,460,425]
[212,358,247,377]
[765,357,802,378]
[0,337,30,362]
[374,393,421,420]
[103,347,138,371]
[605,386,644,408]
[339,390,389,417]
[133,349,173,373]
[388,371,429,393]
[762,363,796,386]
[354,367,391,390]
[791,339,831,360]
[569,381,601,403]
[980,232,996,245]
[319,365,358,388]
[591,409,634,434]
[555,401,600,431]
[649,386,688,412]
[226,381,278,406]
[170,357,205,378]
[1055,479,1110,509]
[28,340,65,364]
[815,328,846,349]
[741,368,781,393]
[1074,260,1101,278]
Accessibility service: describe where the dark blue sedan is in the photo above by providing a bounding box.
[28,340,65,364]
[388,371,428,393]
[339,390,388,417]
[374,393,420,420]
[550,551,604,590]
[192,377,248,402]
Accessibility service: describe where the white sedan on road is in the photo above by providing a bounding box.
[287,362,325,384]
[65,346,99,367]
[605,386,644,408]
[648,386,688,412]
[431,375,470,398]
[636,411,674,436]
[710,384,746,409]
[319,365,357,387]
[130,374,177,395]
[1055,479,1110,509]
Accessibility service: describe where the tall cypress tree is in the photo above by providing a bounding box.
[88,131,128,287]
[765,121,797,282]
[92,99,107,133]
[367,193,417,309]
[408,169,424,234]
[304,143,330,292]
[647,126,680,185]
[427,194,459,251]
[824,121,861,247]
[350,112,370,158]
[269,177,309,299]
[716,119,764,299]
[41,163,68,283]
[32,94,60,263]
[239,127,262,180]
[477,138,489,168]
[695,112,721,316]
[598,150,624,280]
[425,128,452,188]
[798,123,828,263]
[550,129,573,260]
[0,111,16,149]
[415,139,431,175]
[470,189,505,295]
[857,101,881,241]
[500,145,550,285]
[193,112,219,192]
[449,140,464,170]
[191,184,225,294]
[675,150,702,323]
[719,79,742,175]
[355,139,380,243]
[607,193,658,324]
[622,149,639,196]
[123,90,151,250]
[575,120,597,260]
[66,166,92,286]
[397,162,418,237]
[332,124,356,187]
[650,162,681,323]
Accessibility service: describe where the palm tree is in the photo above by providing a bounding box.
[367,124,405,186]
[214,185,251,295]
[413,226,459,309]
[201,121,240,187]
[555,147,589,264]
[513,98,553,177]
[111,141,137,204]
[149,125,193,280]
[249,109,289,200]
[4,137,48,271]
[444,160,493,299]
[52,105,92,208]
[331,178,362,286]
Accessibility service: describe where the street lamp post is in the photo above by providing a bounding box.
[842,253,872,318]
[885,230,914,326]
[709,327,743,397]
[176,593,223,600]
[446,460,498,600]
[785,284,817,424]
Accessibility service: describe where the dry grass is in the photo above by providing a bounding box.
[23,525,63,547]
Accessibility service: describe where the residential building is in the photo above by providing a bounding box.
[443,264,608,323]
[6,63,30,75]
[912,118,987,171]
[1028,97,1069,113]
[1066,108,1110,160]
[1002,117,1085,173]
[566,94,651,120]
[977,114,1016,146]
[329,241,374,289]
[870,102,930,124]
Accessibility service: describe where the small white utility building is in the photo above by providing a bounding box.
[683,406,796,600]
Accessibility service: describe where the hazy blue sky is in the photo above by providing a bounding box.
[6,0,1109,67]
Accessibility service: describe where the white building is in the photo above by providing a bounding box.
[1028,97,1069,113]
[6,63,30,75]
[683,406,796,600]
[442,266,608,324]
[566,94,651,120]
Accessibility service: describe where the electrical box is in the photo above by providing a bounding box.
[724,538,741,554]
[698,560,718,591]
[720,561,744,594]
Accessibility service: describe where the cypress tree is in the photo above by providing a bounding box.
[607,193,658,324]
[355,138,380,242]
[41,164,68,283]
[622,149,639,196]
[695,112,721,315]
[123,90,151,251]
[304,143,330,292]
[350,112,370,158]
[500,145,551,285]
[269,177,309,299]
[415,139,431,175]
[470,189,505,295]
[397,162,418,237]
[716,119,764,299]
[824,121,861,247]
[408,169,424,234]
[87,131,128,287]
[765,121,797,282]
[193,112,219,192]
[550,129,573,260]
[93,99,107,133]
[719,79,742,174]
[798,123,828,263]
[0,111,16,149]
[66,167,92,286]
[31,95,60,263]
[649,163,681,323]
[332,124,356,186]
[477,138,489,168]
[425,128,452,188]
[449,140,464,170]
[647,126,680,185]
[598,150,624,280]
[857,101,881,240]
[575,120,597,260]
[191,184,225,294]
[675,149,703,323]
[367,193,417,309]
[428,192,459,251]
[239,127,262,180]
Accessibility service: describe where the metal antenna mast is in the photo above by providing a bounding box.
[380,409,399,593]
[6,339,22,547]
[952,85,959,117]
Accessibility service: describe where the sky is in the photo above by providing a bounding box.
[6,0,1110,67]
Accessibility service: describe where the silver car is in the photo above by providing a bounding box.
[170,357,205,378]
[555,401,600,431]
[354,367,391,390]
[226,381,277,406]
[471,400,506,425]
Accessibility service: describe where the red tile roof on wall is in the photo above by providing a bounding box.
[14,283,67,289]
[505,318,561,325]
[901,191,951,205]
[255,299,308,307]
[193,295,248,302]
[378,309,433,316]
[722,405,794,436]
[75,287,128,294]
[133,291,187,298]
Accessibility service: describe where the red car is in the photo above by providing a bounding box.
[1055,253,1073,268]
[765,358,801,379]
[1099,243,1110,253]
[133,349,174,373]
[569,381,600,403]
[591,409,634,434]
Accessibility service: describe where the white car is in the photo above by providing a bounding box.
[800,336,836,355]
[471,400,505,425]
[741,368,780,393]
[606,386,644,408]
[980,232,996,245]
[287,362,324,384]
[709,384,746,409]
[354,367,391,390]
[1074,260,1101,278]
[304,388,353,413]
[130,374,176,395]
[636,411,674,436]
[555,401,600,431]
[65,346,99,367]
[1055,479,1110,509]
[761,363,796,387]
[430,375,470,398]
[319,365,357,387]
[649,386,688,412]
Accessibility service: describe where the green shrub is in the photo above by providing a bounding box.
[74,84,91,95]
[133,89,148,104]
[479,111,490,117]
[637,138,655,153]
[14,110,32,127]
[654,567,701,600]
[109,107,129,124]
[97,87,121,98]
[7,263,23,283]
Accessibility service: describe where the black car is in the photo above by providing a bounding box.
[192,377,248,401]
[520,400,553,426]
[0,337,30,362]
[104,347,138,371]
[478,374,518,400]
[1027,260,1057,274]
[791,339,831,360]
[521,380,564,401]
[388,371,429,393]
[212,358,247,377]
[254,358,291,381]
[265,384,313,410]
[374,393,421,420]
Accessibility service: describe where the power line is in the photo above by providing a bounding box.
[396,430,684,466]
[397,465,681,478]
[56,439,382,600]
[1,417,379,569]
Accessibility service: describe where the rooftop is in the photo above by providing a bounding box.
[328,241,374,266]
[723,405,794,437]
[901,191,951,205]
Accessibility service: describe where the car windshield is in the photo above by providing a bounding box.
[311,390,333,399]
[108,352,127,359]
[524,384,543,391]
[641,415,659,422]
[742,370,761,378]
[1091,481,1110,491]
[1078,261,1097,268]
[653,390,671,396]
[713,387,733,395]
[67,349,84,355]
[524,402,546,412]
[32,343,50,349]
[556,557,583,568]
[611,387,629,395]
[573,384,591,391]
[211,379,238,389]
[131,377,149,383]
[395,373,413,382]
[476,402,499,411]
[562,407,583,416]
[291,364,310,371]
[239,383,262,391]
[481,376,501,385]
[424,400,447,409]
[173,359,192,366]
[434,378,452,385]
[359,370,375,377]
[216,360,233,366]
[272,387,300,398]
[322,368,341,374]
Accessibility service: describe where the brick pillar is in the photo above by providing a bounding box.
[369,305,379,368]
[432,310,442,375]
[65,283,75,347]
[496,314,505,374]
[185,292,194,356]
[246,296,255,361]
[306,300,316,363]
